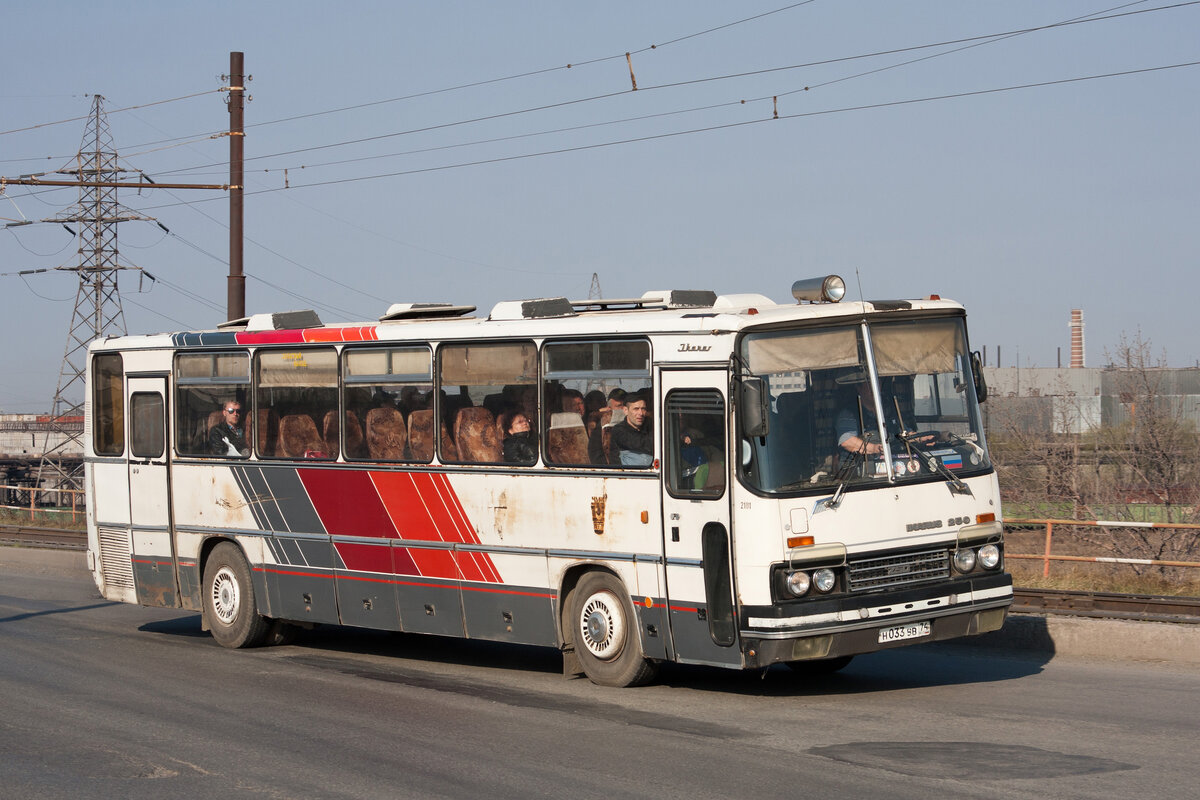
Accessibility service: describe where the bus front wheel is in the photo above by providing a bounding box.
[203,542,270,649]
[572,572,658,688]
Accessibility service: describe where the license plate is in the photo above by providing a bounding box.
[878,620,931,644]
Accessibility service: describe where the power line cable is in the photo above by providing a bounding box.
[39,1,820,160]
[132,60,1200,207]
[239,2,819,132]
[142,0,1198,180]
[0,88,222,138]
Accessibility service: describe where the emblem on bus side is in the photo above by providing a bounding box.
[677,343,712,353]
[591,496,606,535]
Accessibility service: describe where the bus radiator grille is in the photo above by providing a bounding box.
[847,547,948,593]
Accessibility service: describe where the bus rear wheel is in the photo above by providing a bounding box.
[572,572,658,688]
[203,542,270,649]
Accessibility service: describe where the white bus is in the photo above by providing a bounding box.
[85,276,1010,686]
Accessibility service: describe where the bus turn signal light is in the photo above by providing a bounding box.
[976,513,996,524]
[787,535,815,548]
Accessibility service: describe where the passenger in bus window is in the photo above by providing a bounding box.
[611,390,652,467]
[500,410,536,464]
[584,390,605,427]
[678,428,709,489]
[209,401,250,457]
[561,388,585,419]
[606,387,627,410]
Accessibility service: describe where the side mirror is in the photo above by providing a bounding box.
[971,351,988,403]
[739,377,769,437]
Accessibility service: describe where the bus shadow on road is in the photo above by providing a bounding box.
[138,615,1053,695]
[656,640,1051,696]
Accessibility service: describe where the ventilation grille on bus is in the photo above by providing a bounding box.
[97,526,135,590]
[847,547,949,593]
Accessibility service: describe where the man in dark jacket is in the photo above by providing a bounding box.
[209,401,250,457]
[610,391,652,467]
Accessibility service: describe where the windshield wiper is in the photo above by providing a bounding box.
[823,450,864,508]
[898,431,971,495]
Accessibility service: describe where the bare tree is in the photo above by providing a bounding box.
[988,333,1200,581]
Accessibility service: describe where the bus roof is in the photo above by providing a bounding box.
[90,282,965,352]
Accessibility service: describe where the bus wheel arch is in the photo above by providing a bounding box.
[566,569,659,688]
[202,540,271,648]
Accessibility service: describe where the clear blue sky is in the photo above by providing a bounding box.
[2,1,1197,412]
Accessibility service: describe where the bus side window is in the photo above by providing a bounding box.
[92,353,125,456]
[540,340,651,467]
[174,352,249,458]
[665,389,725,497]
[344,346,433,462]
[256,349,337,460]
[439,341,537,465]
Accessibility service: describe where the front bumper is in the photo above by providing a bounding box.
[739,571,1012,667]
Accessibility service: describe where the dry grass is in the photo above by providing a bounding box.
[0,506,85,531]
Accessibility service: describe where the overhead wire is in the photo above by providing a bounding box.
[237,2,819,132]
[141,0,1197,182]
[27,1,821,159]
[131,59,1200,209]
[0,88,222,138]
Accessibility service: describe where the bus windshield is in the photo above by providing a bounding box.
[738,316,990,494]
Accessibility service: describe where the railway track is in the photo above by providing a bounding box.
[1012,588,1200,624]
[2,526,1198,623]
[0,524,85,550]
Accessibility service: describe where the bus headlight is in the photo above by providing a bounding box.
[978,544,1001,569]
[953,548,977,573]
[813,568,836,593]
[786,571,811,597]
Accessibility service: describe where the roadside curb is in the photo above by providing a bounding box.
[950,613,1200,666]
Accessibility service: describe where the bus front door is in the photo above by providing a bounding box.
[659,370,741,667]
[125,375,180,608]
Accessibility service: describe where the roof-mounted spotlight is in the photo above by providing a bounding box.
[792,275,846,304]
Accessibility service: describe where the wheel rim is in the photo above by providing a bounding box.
[579,589,625,661]
[210,566,240,625]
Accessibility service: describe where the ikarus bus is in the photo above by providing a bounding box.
[85,276,1011,686]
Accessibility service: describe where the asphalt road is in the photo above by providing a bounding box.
[2,548,1197,800]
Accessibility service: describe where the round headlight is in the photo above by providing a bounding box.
[953,548,977,573]
[978,544,1001,569]
[813,568,837,593]
[786,571,811,597]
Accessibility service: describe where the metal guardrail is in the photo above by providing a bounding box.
[1006,517,1200,577]
[0,483,84,524]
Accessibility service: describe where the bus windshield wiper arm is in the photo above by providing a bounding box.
[898,432,970,495]
[824,451,863,508]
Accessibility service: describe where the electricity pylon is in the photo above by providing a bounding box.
[36,95,154,493]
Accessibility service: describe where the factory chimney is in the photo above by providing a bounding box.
[1069,309,1085,368]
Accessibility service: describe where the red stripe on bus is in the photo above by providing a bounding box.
[300,469,397,539]
[406,547,460,581]
[234,330,309,345]
[255,565,553,598]
[333,541,393,574]
[303,326,379,342]
[415,472,490,583]
[429,472,499,585]
[370,471,447,542]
